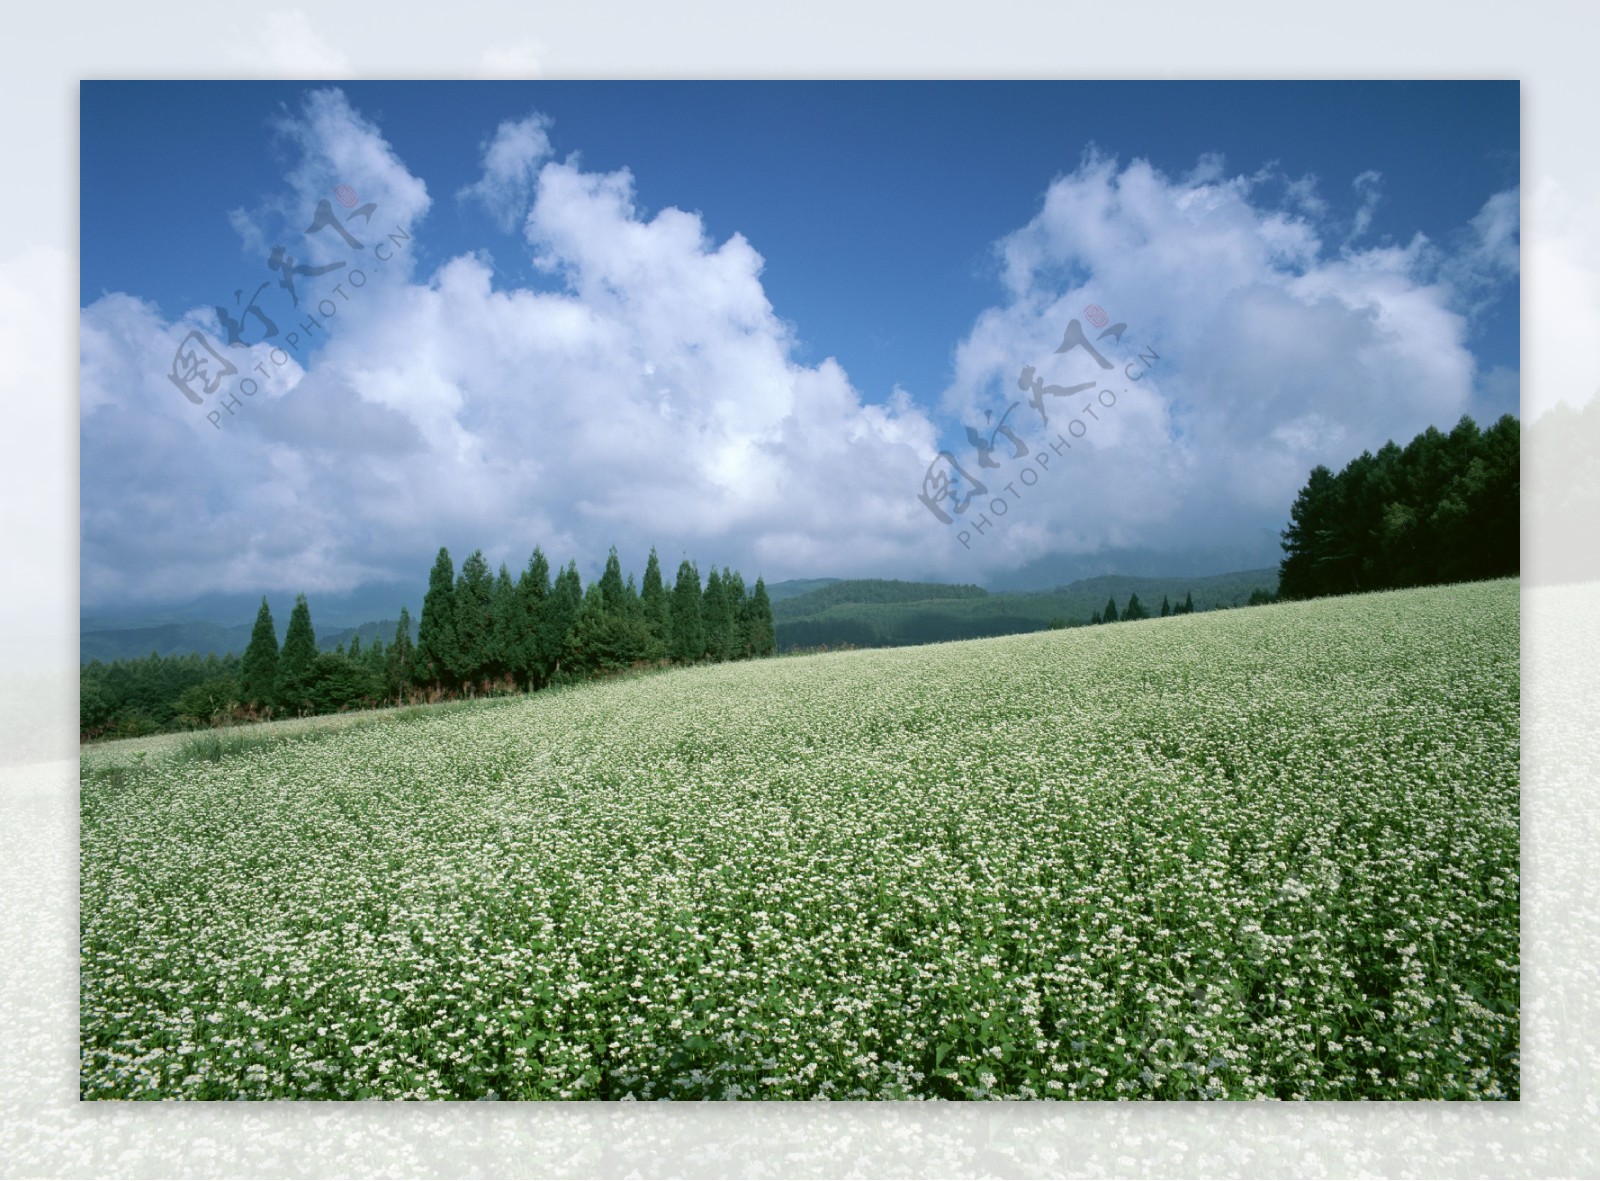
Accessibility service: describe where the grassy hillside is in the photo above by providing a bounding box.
[81,578,1517,1101]
[775,568,1279,651]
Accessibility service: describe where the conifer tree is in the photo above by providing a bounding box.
[1279,465,1339,600]
[702,567,730,661]
[1182,591,1195,614]
[589,581,655,672]
[389,606,415,697]
[453,549,494,691]
[416,547,459,691]
[239,596,279,709]
[1159,594,1171,618]
[566,583,609,674]
[599,546,626,616]
[362,635,386,702]
[1102,595,1120,623]
[275,593,318,714]
[724,568,750,659]
[1123,593,1148,621]
[513,547,552,689]
[641,547,671,651]
[670,560,705,663]
[363,633,386,691]
[748,576,776,657]
[490,563,517,685]
[541,562,583,681]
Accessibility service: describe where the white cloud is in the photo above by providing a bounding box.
[1281,172,1328,221]
[1350,169,1383,239]
[79,91,944,608]
[457,114,554,234]
[1470,187,1520,274]
[231,88,431,284]
[1439,185,1520,322]
[938,152,1505,568]
[79,97,1520,607]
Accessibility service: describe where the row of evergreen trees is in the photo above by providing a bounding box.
[236,592,391,717]
[233,545,778,718]
[1278,414,1518,600]
[82,625,413,737]
[1087,591,1201,625]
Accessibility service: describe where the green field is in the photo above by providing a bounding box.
[80,579,1519,1101]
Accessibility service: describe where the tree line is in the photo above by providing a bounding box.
[81,545,777,738]
[80,651,245,738]
[401,545,776,698]
[1086,590,1200,625]
[1278,414,1518,600]
[1067,587,1279,626]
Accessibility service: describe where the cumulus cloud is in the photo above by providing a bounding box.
[1469,187,1520,273]
[937,151,1512,569]
[230,88,430,281]
[1438,185,1520,322]
[457,114,554,233]
[80,90,943,609]
[80,96,1519,610]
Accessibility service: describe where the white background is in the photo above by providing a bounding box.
[3,2,1596,1176]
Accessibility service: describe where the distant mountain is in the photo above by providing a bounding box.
[320,618,416,654]
[1048,569,1278,604]
[984,539,1285,592]
[81,617,417,665]
[80,579,424,665]
[80,622,253,664]
[80,580,424,633]
[773,579,987,619]
[763,578,842,602]
[775,568,1279,652]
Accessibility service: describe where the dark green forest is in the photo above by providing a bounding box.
[1278,414,1518,599]
[81,546,775,739]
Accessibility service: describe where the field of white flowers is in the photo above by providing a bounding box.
[80,578,1519,1101]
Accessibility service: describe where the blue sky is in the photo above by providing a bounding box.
[79,80,1519,612]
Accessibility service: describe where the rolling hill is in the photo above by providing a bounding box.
[773,568,1279,651]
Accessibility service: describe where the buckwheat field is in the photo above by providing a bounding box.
[80,578,1519,1101]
